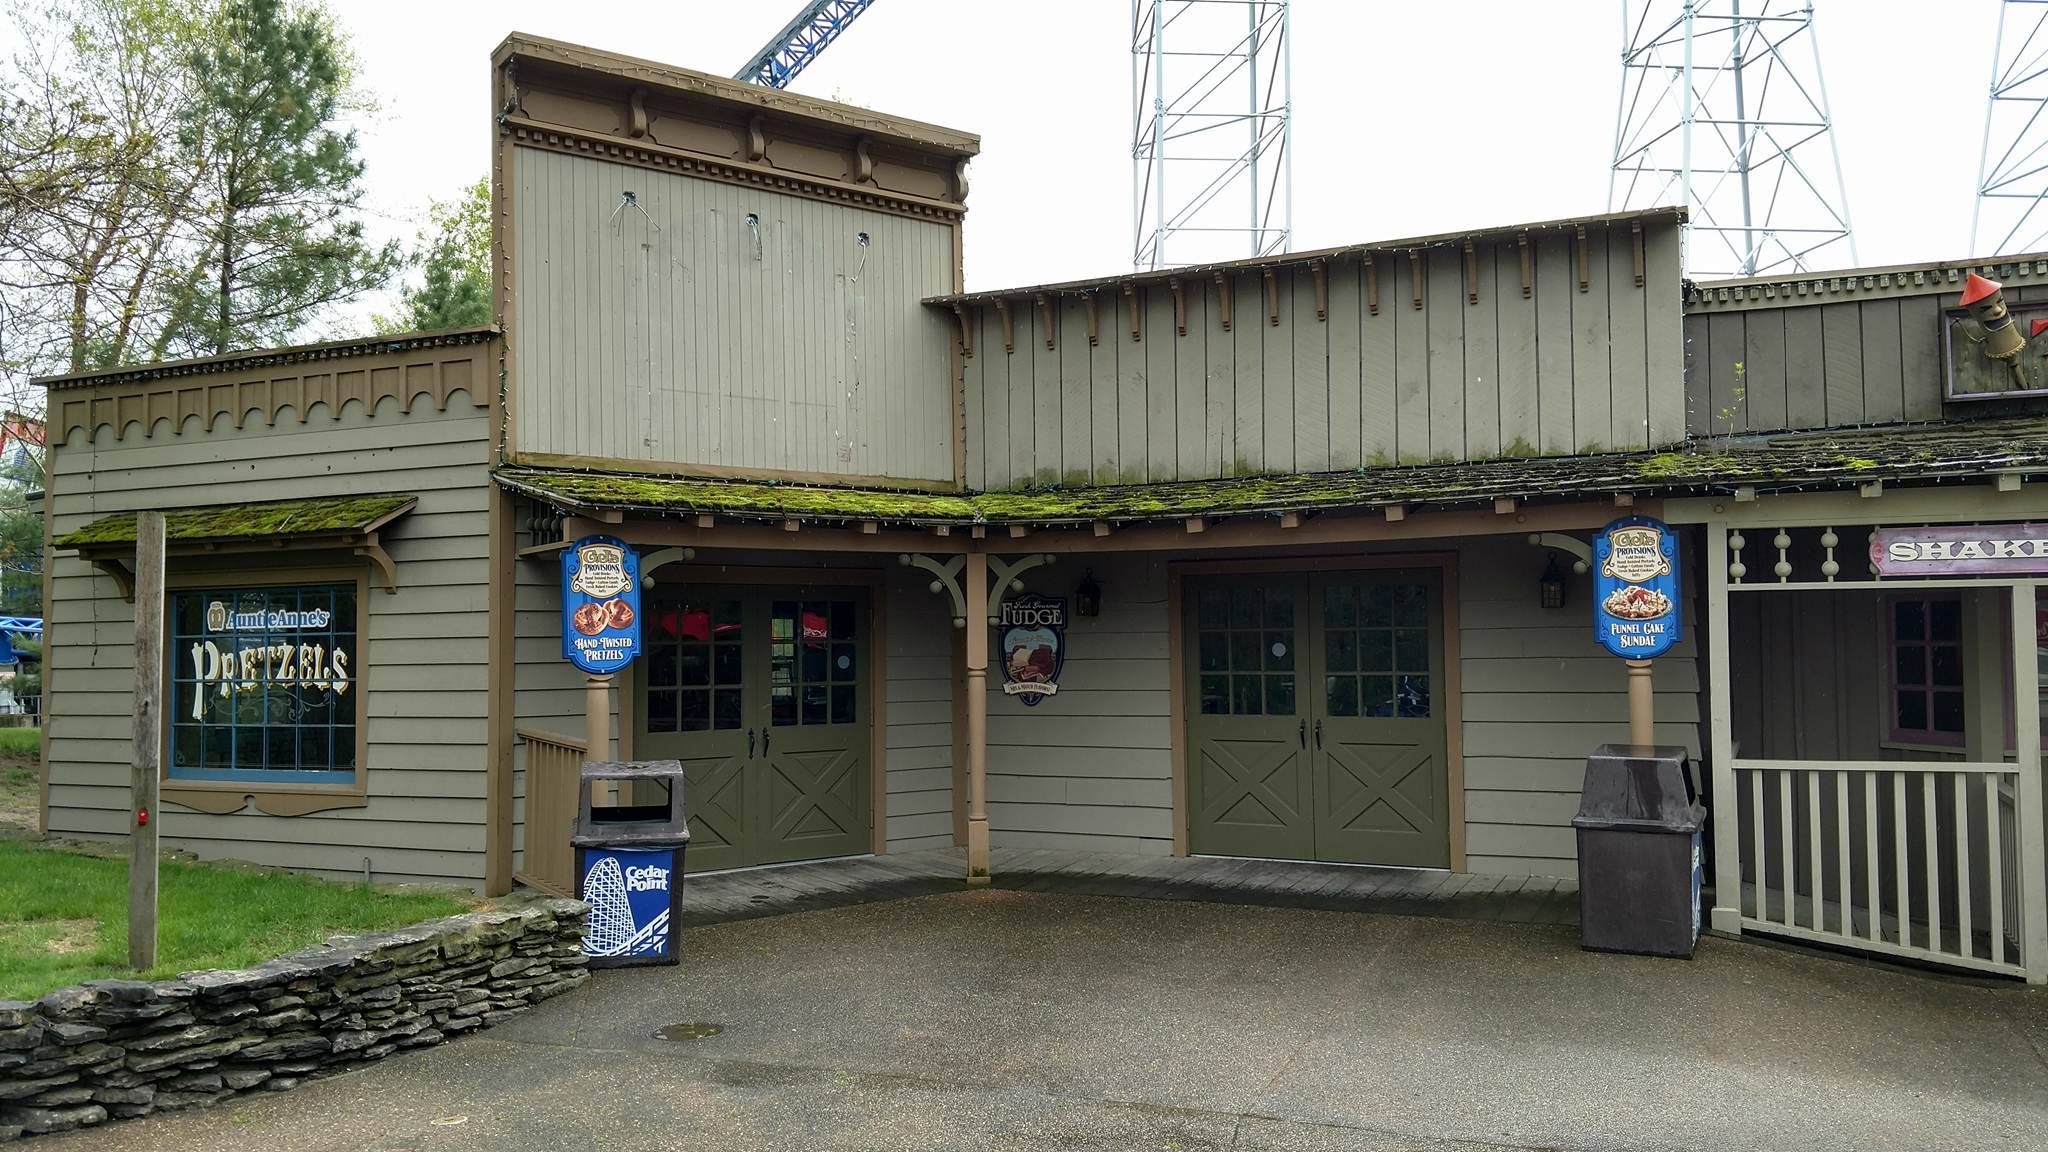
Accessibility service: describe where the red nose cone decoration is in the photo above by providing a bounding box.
[1960,272,2003,308]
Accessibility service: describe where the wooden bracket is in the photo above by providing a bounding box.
[1125,284,1142,341]
[853,135,875,185]
[782,519,801,533]
[1493,498,1517,515]
[1366,255,1380,316]
[1036,294,1054,351]
[1214,272,1233,332]
[1614,492,1636,508]
[1084,292,1100,346]
[628,87,649,138]
[355,533,399,594]
[1170,278,1187,337]
[1631,220,1645,288]
[695,513,716,528]
[1383,505,1407,523]
[1278,511,1301,529]
[1311,261,1328,321]
[1463,240,1479,305]
[1184,517,1207,534]
[1519,233,1532,299]
[1092,520,1113,537]
[745,114,767,162]
[951,303,974,358]
[994,298,1014,354]
[861,521,880,535]
[1575,225,1589,293]
[1410,251,1424,310]
[92,557,136,601]
[1008,525,1031,539]
[1263,269,1279,326]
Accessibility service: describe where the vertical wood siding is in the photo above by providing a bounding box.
[46,400,495,888]
[1682,285,1959,437]
[510,147,958,482]
[960,220,1684,491]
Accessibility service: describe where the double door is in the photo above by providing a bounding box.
[635,585,870,872]
[1185,569,1449,868]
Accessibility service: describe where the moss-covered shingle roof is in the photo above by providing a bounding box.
[56,495,418,550]
[496,417,2048,526]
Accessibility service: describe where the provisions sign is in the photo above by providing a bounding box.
[561,535,642,675]
[1592,516,1682,660]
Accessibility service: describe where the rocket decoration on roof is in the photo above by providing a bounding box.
[1958,273,2033,391]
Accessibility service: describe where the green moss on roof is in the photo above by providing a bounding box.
[56,495,416,549]
[494,416,2048,526]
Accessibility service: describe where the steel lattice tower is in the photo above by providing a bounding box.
[1974,0,2048,255]
[1131,0,1292,270]
[1609,1,1856,277]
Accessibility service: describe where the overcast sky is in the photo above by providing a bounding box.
[330,1,2000,312]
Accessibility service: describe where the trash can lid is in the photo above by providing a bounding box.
[1571,743,1703,832]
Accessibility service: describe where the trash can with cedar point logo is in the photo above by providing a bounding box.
[571,759,688,969]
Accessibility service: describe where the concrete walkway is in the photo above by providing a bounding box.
[36,888,2047,1152]
[680,846,1579,928]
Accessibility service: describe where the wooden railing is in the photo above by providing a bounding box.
[515,727,586,898]
[1733,759,2030,977]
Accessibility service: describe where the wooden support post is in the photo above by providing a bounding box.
[1625,659,1655,749]
[2012,581,2048,983]
[1705,522,1742,937]
[585,675,612,764]
[129,511,164,971]
[964,552,991,884]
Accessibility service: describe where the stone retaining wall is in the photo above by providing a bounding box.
[0,898,589,1140]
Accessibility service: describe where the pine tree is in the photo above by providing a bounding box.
[380,175,491,333]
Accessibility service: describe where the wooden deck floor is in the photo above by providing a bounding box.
[676,847,1580,930]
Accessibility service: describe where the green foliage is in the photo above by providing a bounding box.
[0,727,38,758]
[0,838,467,999]
[160,0,398,356]
[378,176,491,334]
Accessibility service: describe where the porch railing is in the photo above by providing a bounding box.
[514,727,586,898]
[1733,758,2025,978]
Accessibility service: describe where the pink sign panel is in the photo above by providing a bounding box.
[1871,523,2048,576]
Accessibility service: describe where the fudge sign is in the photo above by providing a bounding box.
[1592,516,1683,660]
[1872,523,2048,576]
[998,594,1067,706]
[561,536,642,675]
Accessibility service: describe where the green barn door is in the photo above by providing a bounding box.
[754,595,871,867]
[1309,573,1450,868]
[1185,579,1314,860]
[637,589,751,873]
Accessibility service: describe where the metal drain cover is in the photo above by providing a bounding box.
[654,1022,723,1041]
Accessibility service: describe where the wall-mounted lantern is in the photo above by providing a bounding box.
[1074,569,1102,618]
[1539,555,1567,611]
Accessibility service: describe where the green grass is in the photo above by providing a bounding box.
[0,727,39,759]
[0,839,470,1000]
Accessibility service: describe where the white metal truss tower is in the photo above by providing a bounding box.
[1609,0,1856,277]
[1974,0,2048,256]
[1131,0,1292,270]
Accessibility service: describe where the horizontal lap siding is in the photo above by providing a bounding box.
[511,146,956,482]
[510,498,598,878]
[46,398,494,887]
[984,554,1172,855]
[1458,537,1701,881]
[886,569,954,850]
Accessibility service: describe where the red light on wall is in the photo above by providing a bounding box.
[137,808,149,827]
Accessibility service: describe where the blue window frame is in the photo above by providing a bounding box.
[168,583,359,785]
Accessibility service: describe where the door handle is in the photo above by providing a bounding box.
[1298,718,1306,748]
[746,728,755,758]
[761,729,771,755]
[1314,719,1323,749]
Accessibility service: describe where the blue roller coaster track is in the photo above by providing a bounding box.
[733,0,876,90]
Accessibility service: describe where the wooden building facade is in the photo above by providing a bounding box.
[34,35,2048,981]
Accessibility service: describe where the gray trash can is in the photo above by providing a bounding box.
[572,760,688,968]
[1572,744,1704,959]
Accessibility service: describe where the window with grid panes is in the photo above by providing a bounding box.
[771,600,857,726]
[1195,585,1297,716]
[1889,596,1965,745]
[168,584,359,783]
[1323,583,1431,719]
[643,596,745,733]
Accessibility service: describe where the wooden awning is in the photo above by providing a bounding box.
[56,495,417,597]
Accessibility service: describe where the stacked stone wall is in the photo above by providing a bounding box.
[0,899,589,1140]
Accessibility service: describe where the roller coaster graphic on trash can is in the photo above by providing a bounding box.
[578,847,674,959]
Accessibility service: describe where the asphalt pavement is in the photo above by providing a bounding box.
[28,889,2048,1151]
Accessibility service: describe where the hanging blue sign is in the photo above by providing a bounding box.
[561,536,641,675]
[1592,516,1682,660]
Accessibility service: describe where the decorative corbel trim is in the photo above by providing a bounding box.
[1084,292,1100,347]
[1170,278,1187,337]
[1214,272,1233,332]
[1463,241,1479,305]
[1519,233,1532,299]
[357,532,399,594]
[627,87,649,139]
[853,136,875,185]
[901,552,967,627]
[92,558,135,601]
[1125,285,1142,341]
[1575,225,1589,292]
[1036,294,1055,351]
[994,298,1015,354]
[745,114,768,162]
[1366,255,1380,316]
[1311,261,1327,321]
[952,157,971,201]
[1410,251,1424,310]
[952,303,974,358]
[1631,220,1645,287]
[987,553,1057,624]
